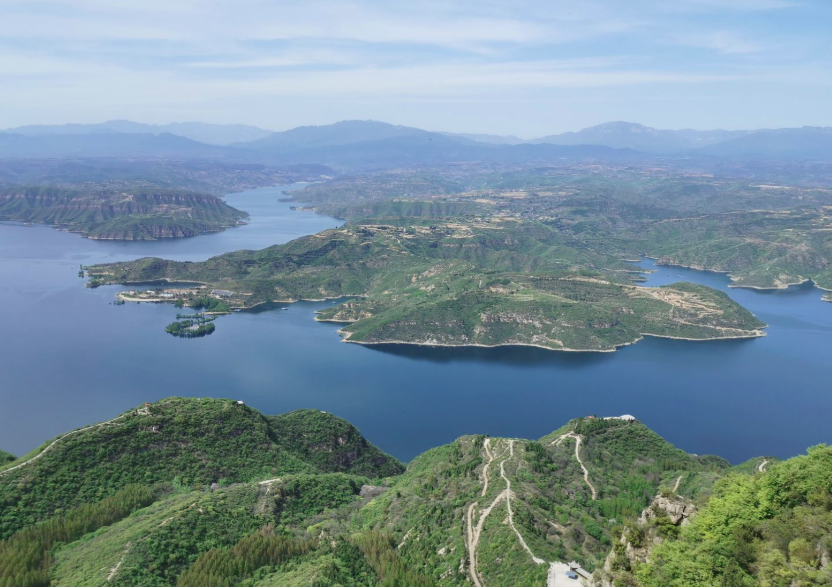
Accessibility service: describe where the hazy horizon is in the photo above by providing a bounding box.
[2,0,831,136]
[4,117,832,142]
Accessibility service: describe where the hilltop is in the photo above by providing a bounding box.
[1,398,827,586]
[0,398,402,538]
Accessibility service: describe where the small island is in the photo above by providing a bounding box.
[114,288,234,337]
[823,293,831,303]
[165,314,217,338]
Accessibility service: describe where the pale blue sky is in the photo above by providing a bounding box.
[1,0,830,136]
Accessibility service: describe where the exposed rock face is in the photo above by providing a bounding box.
[593,493,697,586]
[359,485,387,499]
[640,495,697,526]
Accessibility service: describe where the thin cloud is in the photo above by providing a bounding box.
[672,31,763,54]
[0,0,827,130]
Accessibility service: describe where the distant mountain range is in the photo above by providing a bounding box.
[1,120,273,145]
[236,120,434,152]
[527,121,753,153]
[0,132,246,159]
[2,119,831,169]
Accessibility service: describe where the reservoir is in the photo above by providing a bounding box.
[1,184,830,463]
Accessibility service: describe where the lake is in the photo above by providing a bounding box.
[1,184,830,464]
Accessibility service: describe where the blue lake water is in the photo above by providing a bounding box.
[1,184,830,464]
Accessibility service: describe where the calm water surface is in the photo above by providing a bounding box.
[1,185,830,463]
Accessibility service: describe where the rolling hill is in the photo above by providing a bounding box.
[1,398,827,586]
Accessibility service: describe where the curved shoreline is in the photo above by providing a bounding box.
[650,257,828,292]
[333,327,764,354]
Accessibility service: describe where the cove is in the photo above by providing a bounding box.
[0,185,830,464]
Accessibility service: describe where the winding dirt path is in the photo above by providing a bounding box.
[107,542,131,582]
[467,438,506,587]
[672,475,683,493]
[757,460,769,473]
[467,489,507,587]
[501,441,545,565]
[0,412,134,478]
[397,527,413,550]
[553,433,597,500]
[481,438,494,497]
[465,438,586,587]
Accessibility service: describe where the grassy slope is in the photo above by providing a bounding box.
[355,418,730,587]
[0,397,401,539]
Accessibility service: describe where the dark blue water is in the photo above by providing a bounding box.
[1,188,830,464]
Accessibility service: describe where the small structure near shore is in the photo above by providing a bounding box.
[604,414,636,422]
[568,561,591,580]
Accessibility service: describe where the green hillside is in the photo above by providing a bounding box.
[0,398,401,539]
[605,445,832,587]
[0,186,248,239]
[5,399,826,587]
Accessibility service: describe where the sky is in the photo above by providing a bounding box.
[0,0,831,137]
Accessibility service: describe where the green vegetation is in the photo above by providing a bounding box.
[177,527,317,587]
[630,209,832,290]
[0,398,401,539]
[87,217,765,350]
[1,398,827,586]
[0,484,153,587]
[165,314,217,338]
[190,296,231,312]
[268,409,403,478]
[0,450,13,465]
[634,444,832,586]
[76,158,832,345]
[0,186,248,240]
[354,418,735,587]
[290,164,832,290]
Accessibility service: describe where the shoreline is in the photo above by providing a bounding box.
[334,326,764,354]
[651,258,825,292]
[243,294,363,312]
[641,330,766,342]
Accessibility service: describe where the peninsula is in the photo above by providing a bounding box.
[86,215,766,350]
[0,186,248,240]
[76,153,832,348]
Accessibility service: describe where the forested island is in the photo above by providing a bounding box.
[164,314,217,338]
[0,397,827,586]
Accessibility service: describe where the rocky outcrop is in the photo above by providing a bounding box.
[593,493,697,586]
[359,485,387,499]
[640,495,696,526]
